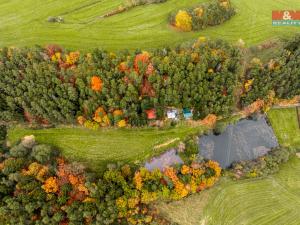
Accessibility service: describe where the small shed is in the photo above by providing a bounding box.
[145,108,156,120]
[166,108,179,120]
[183,108,193,119]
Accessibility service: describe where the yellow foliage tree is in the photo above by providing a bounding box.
[244,79,254,92]
[118,120,127,128]
[77,116,86,125]
[175,10,192,32]
[194,7,204,17]
[134,171,143,190]
[22,162,49,182]
[42,177,59,193]
[66,51,80,65]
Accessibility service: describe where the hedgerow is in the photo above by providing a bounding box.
[0,136,221,224]
[230,147,297,179]
[127,0,167,5]
[0,38,241,126]
[101,0,168,19]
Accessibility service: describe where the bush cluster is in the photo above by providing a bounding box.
[241,34,300,106]
[0,138,221,224]
[169,0,235,32]
[0,38,240,126]
[230,147,296,179]
[47,16,64,23]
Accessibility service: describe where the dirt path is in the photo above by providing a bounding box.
[153,138,180,150]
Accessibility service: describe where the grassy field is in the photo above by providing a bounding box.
[268,107,300,149]
[157,107,300,225]
[1,0,300,51]
[8,124,205,171]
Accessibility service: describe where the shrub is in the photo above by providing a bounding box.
[31,144,56,164]
[0,125,6,147]
[0,125,6,141]
[179,135,199,163]
[47,16,64,23]
[213,122,227,135]
[2,158,26,175]
[231,147,296,179]
[9,144,29,158]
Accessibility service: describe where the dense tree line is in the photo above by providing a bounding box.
[241,35,300,106]
[0,35,299,126]
[0,135,220,224]
[0,47,78,123]
[0,38,241,126]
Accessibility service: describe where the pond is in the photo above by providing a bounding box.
[145,149,183,171]
[199,115,279,168]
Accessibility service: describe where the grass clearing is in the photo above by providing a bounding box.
[8,124,206,172]
[156,107,300,224]
[267,107,300,149]
[1,0,300,51]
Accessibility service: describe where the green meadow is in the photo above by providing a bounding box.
[1,0,300,51]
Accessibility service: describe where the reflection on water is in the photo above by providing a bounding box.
[199,116,279,168]
[145,149,183,171]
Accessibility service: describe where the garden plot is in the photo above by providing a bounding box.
[199,116,279,168]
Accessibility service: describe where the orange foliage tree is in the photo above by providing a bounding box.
[134,52,150,74]
[200,114,217,128]
[241,99,264,116]
[91,76,103,92]
[42,177,59,193]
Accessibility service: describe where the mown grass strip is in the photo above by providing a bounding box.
[1,0,300,51]
[8,124,206,171]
